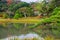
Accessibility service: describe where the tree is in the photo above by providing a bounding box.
[14,10,23,19]
[26,7,34,17]
[29,7,60,37]
[19,7,33,18]
[0,1,7,12]
[8,2,29,12]
[36,0,56,17]
[31,2,46,18]
[55,0,60,7]
[7,0,12,5]
[19,7,27,18]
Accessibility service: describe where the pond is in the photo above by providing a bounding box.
[0,23,59,40]
[1,33,44,40]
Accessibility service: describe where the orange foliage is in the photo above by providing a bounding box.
[7,0,12,5]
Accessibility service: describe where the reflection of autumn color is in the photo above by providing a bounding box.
[7,0,12,5]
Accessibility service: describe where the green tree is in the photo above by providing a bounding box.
[19,7,27,18]
[0,1,8,12]
[19,7,33,18]
[55,0,60,6]
[14,10,23,19]
[31,2,43,16]
[8,2,29,12]
[29,7,60,37]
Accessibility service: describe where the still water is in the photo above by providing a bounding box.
[0,23,59,40]
[1,33,44,40]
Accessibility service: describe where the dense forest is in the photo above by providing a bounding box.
[0,0,60,40]
[0,0,56,18]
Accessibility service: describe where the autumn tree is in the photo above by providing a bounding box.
[7,0,12,5]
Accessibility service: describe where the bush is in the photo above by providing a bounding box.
[14,10,23,19]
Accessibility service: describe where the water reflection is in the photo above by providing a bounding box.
[0,23,56,40]
[0,23,36,39]
[1,33,44,40]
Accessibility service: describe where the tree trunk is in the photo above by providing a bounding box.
[24,13,27,18]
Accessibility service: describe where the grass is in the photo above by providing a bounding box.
[0,18,40,24]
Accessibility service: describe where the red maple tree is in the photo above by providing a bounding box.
[7,0,12,5]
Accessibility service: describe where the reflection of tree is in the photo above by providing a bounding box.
[32,25,53,37]
[0,23,35,39]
